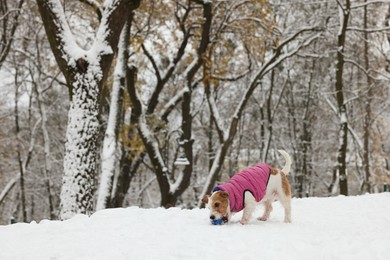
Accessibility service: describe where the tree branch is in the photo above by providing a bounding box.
[347,26,390,32]
[37,0,141,87]
[351,0,390,9]
[81,0,103,20]
[0,0,25,69]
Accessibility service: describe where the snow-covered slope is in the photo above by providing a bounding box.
[1,193,389,260]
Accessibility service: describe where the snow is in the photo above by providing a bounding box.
[139,115,167,171]
[49,0,116,80]
[61,73,100,219]
[160,86,189,117]
[1,193,390,260]
[338,4,345,37]
[48,0,81,68]
[340,111,347,124]
[96,22,128,210]
[198,148,223,207]
[207,89,228,141]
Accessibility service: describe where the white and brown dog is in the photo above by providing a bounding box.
[202,150,292,225]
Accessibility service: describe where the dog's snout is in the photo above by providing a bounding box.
[210,215,215,220]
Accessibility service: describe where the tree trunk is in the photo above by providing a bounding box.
[97,16,133,210]
[60,74,101,218]
[110,66,142,207]
[33,82,56,219]
[166,79,194,207]
[208,114,214,171]
[301,59,314,197]
[286,79,302,197]
[362,0,372,193]
[14,74,27,222]
[263,70,275,162]
[335,0,350,196]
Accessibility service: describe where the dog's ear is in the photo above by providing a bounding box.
[202,195,209,204]
[220,191,229,199]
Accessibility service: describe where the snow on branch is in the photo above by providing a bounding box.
[335,0,345,11]
[38,0,139,84]
[87,0,103,12]
[170,171,185,194]
[228,29,322,126]
[36,0,80,72]
[244,27,322,86]
[296,52,328,59]
[160,86,190,121]
[211,70,249,82]
[344,59,371,77]
[137,176,157,204]
[350,0,390,9]
[260,32,322,78]
[231,17,282,36]
[96,22,129,211]
[141,44,162,83]
[322,93,363,149]
[82,0,104,19]
[0,0,25,67]
[0,174,20,206]
[206,85,228,143]
[139,114,168,174]
[347,27,390,33]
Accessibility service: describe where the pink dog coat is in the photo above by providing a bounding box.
[212,163,271,212]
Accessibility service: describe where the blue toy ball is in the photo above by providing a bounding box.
[211,218,224,225]
[211,216,230,225]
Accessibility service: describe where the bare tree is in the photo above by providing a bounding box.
[331,0,351,196]
[199,26,322,206]
[126,0,212,208]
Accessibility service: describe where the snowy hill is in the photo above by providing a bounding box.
[1,193,389,260]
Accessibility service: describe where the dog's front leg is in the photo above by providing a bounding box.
[240,191,257,225]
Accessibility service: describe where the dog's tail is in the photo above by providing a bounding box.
[278,150,291,175]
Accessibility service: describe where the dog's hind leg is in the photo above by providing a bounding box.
[240,191,257,225]
[258,200,273,221]
[279,172,292,223]
[279,196,292,223]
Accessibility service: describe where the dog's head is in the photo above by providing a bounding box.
[202,191,231,223]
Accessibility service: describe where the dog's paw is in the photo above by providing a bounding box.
[258,216,268,221]
[239,219,248,225]
[284,218,292,223]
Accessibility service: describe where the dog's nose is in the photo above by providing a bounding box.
[210,215,215,220]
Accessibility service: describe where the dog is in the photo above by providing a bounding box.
[202,150,292,225]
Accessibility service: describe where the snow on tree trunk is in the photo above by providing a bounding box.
[96,20,130,211]
[60,74,100,219]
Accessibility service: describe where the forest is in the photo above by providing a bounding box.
[0,0,389,224]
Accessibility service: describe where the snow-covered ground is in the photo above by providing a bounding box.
[1,193,389,260]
